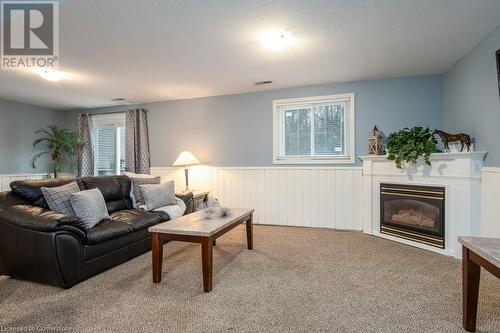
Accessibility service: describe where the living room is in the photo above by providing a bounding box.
[0,1,499,332]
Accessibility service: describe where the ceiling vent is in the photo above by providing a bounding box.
[255,80,272,85]
[111,98,126,102]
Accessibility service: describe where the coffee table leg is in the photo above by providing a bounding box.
[463,246,480,332]
[152,233,163,283]
[246,214,253,250]
[201,237,213,292]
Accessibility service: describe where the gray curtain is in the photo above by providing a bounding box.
[125,109,151,174]
[77,114,94,176]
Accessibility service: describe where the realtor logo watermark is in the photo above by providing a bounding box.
[1,1,59,70]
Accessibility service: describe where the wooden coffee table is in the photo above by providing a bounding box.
[459,236,500,332]
[149,208,254,292]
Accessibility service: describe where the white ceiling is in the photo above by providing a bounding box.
[0,0,499,110]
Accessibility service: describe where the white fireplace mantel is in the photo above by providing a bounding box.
[360,152,487,258]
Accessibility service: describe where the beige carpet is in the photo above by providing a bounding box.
[0,225,499,333]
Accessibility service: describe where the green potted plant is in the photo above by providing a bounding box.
[31,125,85,178]
[386,126,440,169]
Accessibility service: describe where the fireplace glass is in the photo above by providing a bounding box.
[380,183,445,248]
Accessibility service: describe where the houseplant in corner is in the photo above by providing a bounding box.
[31,125,85,178]
[386,126,440,169]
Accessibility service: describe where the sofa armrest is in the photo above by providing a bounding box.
[175,192,194,215]
[0,204,87,243]
[0,220,84,287]
[0,191,27,209]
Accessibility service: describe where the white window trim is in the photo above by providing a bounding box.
[272,93,355,164]
[92,113,126,176]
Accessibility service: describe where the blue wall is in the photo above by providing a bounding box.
[67,74,443,167]
[444,27,500,166]
[0,99,66,173]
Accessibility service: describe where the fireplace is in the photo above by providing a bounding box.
[380,183,445,248]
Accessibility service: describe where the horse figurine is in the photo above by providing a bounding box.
[432,129,471,152]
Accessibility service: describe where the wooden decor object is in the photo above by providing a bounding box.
[368,126,384,155]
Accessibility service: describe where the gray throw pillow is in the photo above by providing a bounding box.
[139,181,177,211]
[130,176,161,207]
[70,188,110,229]
[41,181,80,216]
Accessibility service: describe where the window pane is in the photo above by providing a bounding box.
[284,108,311,155]
[314,104,345,155]
[96,127,116,176]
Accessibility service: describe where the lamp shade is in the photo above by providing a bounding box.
[173,151,200,166]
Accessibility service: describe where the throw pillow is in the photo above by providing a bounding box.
[122,172,156,208]
[41,181,80,216]
[130,176,161,208]
[70,188,110,229]
[139,181,177,211]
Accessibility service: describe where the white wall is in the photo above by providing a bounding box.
[480,167,500,237]
[151,166,363,230]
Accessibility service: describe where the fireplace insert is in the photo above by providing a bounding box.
[380,183,445,248]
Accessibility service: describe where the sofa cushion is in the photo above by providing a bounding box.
[10,178,76,208]
[78,176,132,213]
[84,228,150,261]
[85,219,131,244]
[110,209,169,232]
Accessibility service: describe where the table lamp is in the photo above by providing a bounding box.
[173,151,200,192]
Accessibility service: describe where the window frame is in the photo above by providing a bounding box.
[272,93,355,164]
[92,113,127,176]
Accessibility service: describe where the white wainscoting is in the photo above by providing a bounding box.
[151,167,363,230]
[0,173,48,192]
[480,167,500,238]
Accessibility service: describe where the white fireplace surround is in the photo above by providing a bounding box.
[360,152,487,258]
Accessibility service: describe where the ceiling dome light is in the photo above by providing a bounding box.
[257,30,295,52]
[32,68,66,82]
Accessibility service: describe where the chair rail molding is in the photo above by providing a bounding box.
[0,173,48,192]
[151,166,363,231]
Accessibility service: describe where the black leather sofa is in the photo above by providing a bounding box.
[0,175,193,288]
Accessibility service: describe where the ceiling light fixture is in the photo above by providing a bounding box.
[32,68,66,82]
[257,30,295,52]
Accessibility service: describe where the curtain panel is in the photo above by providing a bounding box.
[125,109,151,174]
[77,114,94,176]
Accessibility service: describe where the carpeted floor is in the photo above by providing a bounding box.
[0,225,499,333]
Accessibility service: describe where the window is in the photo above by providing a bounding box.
[92,113,126,176]
[273,93,355,164]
